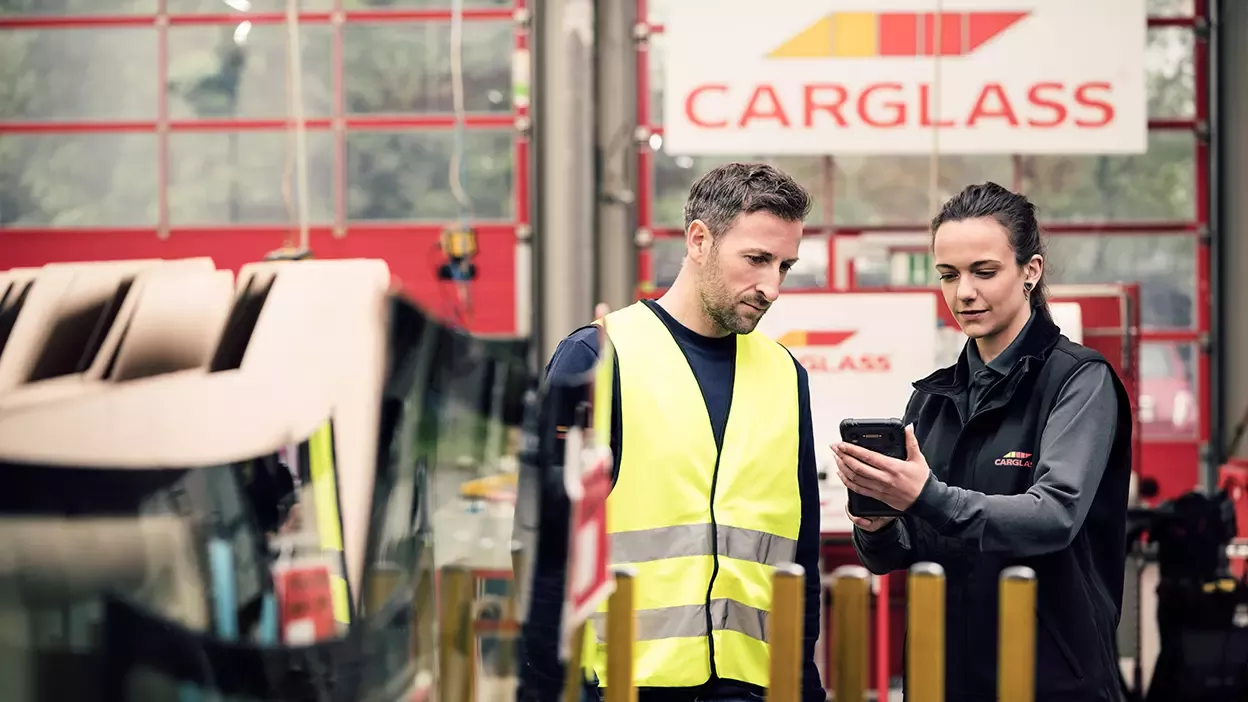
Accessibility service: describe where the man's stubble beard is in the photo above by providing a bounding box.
[698,244,763,336]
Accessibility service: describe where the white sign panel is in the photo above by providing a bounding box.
[1050,301,1084,345]
[662,0,1147,155]
[756,293,937,534]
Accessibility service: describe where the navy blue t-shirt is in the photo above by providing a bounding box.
[516,300,826,702]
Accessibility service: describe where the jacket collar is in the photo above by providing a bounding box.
[914,306,1063,396]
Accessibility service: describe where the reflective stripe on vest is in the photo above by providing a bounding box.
[590,301,800,689]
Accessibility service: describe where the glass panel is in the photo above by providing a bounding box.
[1147,28,1195,118]
[1045,233,1195,329]
[649,33,666,124]
[345,0,512,6]
[651,150,829,228]
[650,237,683,287]
[167,130,334,225]
[1148,0,1195,16]
[0,29,158,122]
[1139,341,1198,440]
[166,25,333,120]
[832,155,1015,226]
[786,234,829,289]
[343,22,513,114]
[0,133,158,227]
[346,129,513,221]
[0,0,155,13]
[649,234,828,289]
[1018,131,1195,222]
[841,232,932,289]
[168,0,331,10]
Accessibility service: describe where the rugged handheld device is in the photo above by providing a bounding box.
[839,417,907,518]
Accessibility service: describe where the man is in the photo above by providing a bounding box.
[517,163,826,702]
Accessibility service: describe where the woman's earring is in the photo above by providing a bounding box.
[1023,281,1033,297]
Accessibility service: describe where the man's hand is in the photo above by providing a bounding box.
[832,424,930,512]
[594,302,611,320]
[846,504,896,533]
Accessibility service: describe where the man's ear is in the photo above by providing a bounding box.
[686,220,711,264]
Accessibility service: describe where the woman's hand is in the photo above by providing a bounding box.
[846,504,896,533]
[832,424,931,512]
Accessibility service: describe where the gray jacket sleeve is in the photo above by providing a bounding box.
[906,362,1119,557]
[852,392,974,574]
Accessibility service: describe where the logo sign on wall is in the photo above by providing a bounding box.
[757,291,936,454]
[662,0,1147,155]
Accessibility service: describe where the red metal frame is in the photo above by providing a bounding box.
[633,3,1210,697]
[0,4,527,335]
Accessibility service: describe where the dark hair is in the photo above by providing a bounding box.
[931,181,1049,309]
[683,162,812,238]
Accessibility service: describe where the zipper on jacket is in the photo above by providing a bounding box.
[704,448,725,683]
[928,365,1027,696]
[640,298,732,684]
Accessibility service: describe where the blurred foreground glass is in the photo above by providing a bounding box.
[0,294,533,702]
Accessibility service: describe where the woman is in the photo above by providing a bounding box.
[834,182,1133,702]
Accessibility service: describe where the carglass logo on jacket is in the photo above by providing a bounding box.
[994,451,1034,468]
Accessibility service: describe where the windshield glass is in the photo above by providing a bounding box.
[0,294,533,702]
[1140,343,1177,381]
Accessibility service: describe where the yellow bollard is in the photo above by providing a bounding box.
[907,562,946,702]
[563,622,588,702]
[365,563,403,616]
[438,565,477,702]
[606,566,638,702]
[998,566,1037,702]
[412,545,437,675]
[832,565,870,702]
[767,563,806,702]
[496,544,526,679]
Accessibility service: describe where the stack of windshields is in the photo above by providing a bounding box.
[509,322,613,672]
[366,293,532,700]
[0,258,535,702]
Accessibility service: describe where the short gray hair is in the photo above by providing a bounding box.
[683,162,812,237]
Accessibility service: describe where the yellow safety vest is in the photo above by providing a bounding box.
[589,301,800,689]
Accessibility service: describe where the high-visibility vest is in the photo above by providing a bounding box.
[589,301,801,689]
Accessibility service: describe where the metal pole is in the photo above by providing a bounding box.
[832,565,870,702]
[1207,0,1226,466]
[534,0,598,364]
[998,566,1037,702]
[907,562,946,702]
[283,0,311,251]
[768,563,805,702]
[1220,0,1248,463]
[606,566,638,702]
[593,0,639,311]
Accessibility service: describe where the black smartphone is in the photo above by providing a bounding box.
[839,418,907,518]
